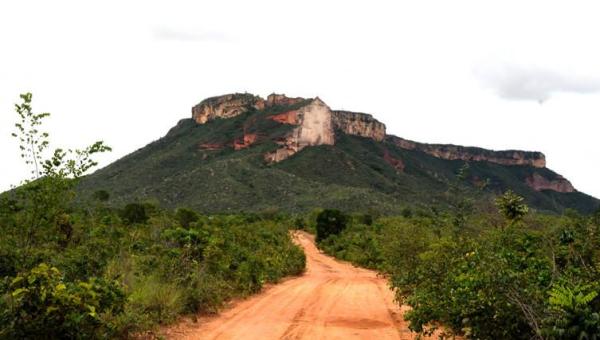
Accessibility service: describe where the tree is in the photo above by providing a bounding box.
[9,93,111,248]
[495,190,529,225]
[120,203,148,225]
[12,93,50,180]
[12,93,111,182]
[316,209,348,242]
[175,208,199,228]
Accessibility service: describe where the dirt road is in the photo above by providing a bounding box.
[166,231,424,340]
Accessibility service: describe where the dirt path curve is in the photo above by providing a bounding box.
[166,231,425,340]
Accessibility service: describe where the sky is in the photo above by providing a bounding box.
[1,0,599,198]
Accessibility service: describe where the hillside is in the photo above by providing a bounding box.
[77,93,599,214]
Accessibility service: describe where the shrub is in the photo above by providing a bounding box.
[175,208,199,228]
[542,283,600,339]
[128,277,183,325]
[495,190,529,224]
[120,203,148,225]
[0,263,125,339]
[315,209,348,242]
[182,270,229,314]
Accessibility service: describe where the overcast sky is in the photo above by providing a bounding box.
[1,1,599,199]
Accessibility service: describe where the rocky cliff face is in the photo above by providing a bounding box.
[192,93,386,141]
[189,92,580,193]
[331,111,386,142]
[192,93,264,124]
[526,173,575,193]
[265,98,335,163]
[262,98,388,162]
[193,93,306,125]
[388,136,547,168]
[266,93,305,107]
[191,93,386,163]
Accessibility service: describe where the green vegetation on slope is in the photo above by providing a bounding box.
[76,102,599,214]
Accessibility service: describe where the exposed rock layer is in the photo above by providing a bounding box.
[192,93,387,162]
[189,92,579,193]
[192,93,264,124]
[526,173,575,193]
[266,93,304,107]
[265,98,334,163]
[192,94,386,142]
[234,133,258,150]
[383,149,405,172]
[332,111,386,142]
[387,136,546,168]
[268,110,298,124]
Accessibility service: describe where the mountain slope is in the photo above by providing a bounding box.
[77,93,599,214]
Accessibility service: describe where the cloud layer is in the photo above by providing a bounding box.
[477,64,600,102]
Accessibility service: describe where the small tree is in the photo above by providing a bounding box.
[447,162,475,236]
[495,190,529,225]
[9,93,111,248]
[12,93,111,182]
[175,208,199,228]
[120,203,148,225]
[316,209,348,242]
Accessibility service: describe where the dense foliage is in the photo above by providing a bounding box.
[0,94,306,338]
[318,202,600,339]
[0,200,306,338]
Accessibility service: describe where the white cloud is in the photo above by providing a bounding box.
[476,64,600,103]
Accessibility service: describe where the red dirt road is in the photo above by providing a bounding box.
[167,231,426,340]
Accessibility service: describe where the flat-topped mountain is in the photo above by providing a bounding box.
[77,93,599,213]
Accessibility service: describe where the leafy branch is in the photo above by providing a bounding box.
[12,93,50,180]
[11,92,112,182]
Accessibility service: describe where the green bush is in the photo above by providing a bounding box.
[120,203,148,225]
[175,208,199,228]
[0,264,125,339]
[542,283,600,339]
[181,270,229,314]
[128,276,183,325]
[397,229,553,339]
[315,209,348,242]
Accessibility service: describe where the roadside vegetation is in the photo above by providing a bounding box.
[0,94,305,339]
[314,192,600,339]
